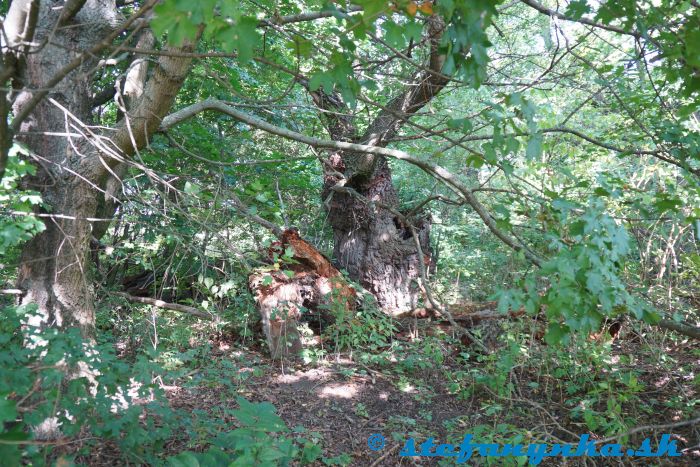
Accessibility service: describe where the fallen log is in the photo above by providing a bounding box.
[412,302,700,343]
[406,302,522,322]
[249,229,355,359]
[657,319,700,340]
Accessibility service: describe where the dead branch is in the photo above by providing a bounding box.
[112,291,214,320]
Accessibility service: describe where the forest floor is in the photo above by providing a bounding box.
[73,319,698,466]
[169,328,698,466]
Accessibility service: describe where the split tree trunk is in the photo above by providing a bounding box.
[249,229,356,359]
[9,1,195,336]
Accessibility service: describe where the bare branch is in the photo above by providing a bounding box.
[230,194,284,237]
[111,32,199,159]
[596,415,700,444]
[3,0,40,51]
[261,6,362,26]
[350,15,449,179]
[519,0,639,37]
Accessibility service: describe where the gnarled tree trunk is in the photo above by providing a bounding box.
[324,159,431,314]
[311,15,447,315]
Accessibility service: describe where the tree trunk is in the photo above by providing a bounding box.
[312,16,447,315]
[324,159,431,315]
[13,1,121,336]
[10,1,195,337]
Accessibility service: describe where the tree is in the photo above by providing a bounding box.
[304,14,449,314]
[2,0,699,345]
[3,0,195,335]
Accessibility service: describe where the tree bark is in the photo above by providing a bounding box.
[313,16,448,315]
[11,1,195,337]
[12,1,120,335]
[324,159,432,314]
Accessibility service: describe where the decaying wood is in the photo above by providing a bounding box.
[249,229,355,359]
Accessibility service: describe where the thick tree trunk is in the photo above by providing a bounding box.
[324,159,431,314]
[13,1,120,336]
[308,15,446,315]
[18,180,100,334]
[11,1,194,337]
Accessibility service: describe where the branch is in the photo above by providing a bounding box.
[408,222,489,352]
[162,100,700,342]
[544,127,698,176]
[113,292,215,320]
[161,98,543,267]
[111,30,199,159]
[0,0,39,182]
[2,0,40,51]
[59,0,88,25]
[519,0,639,37]
[261,6,362,26]
[657,319,700,340]
[230,194,283,237]
[596,415,700,444]
[91,84,116,108]
[359,15,448,149]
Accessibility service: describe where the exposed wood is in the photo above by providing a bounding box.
[249,229,356,358]
[412,302,700,342]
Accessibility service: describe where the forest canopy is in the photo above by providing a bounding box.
[0,0,699,465]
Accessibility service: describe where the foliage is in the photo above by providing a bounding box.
[1,0,699,463]
[323,290,397,352]
[167,397,321,466]
[0,146,44,256]
[0,303,322,465]
[0,304,174,464]
[498,198,658,344]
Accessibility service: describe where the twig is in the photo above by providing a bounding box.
[596,416,700,444]
[369,443,400,467]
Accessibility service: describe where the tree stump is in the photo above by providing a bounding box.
[249,229,355,359]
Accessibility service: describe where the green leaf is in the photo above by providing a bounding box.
[383,21,406,49]
[526,133,543,159]
[167,451,200,467]
[215,16,260,64]
[0,398,17,424]
[184,181,200,195]
[565,0,591,19]
[544,323,569,345]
